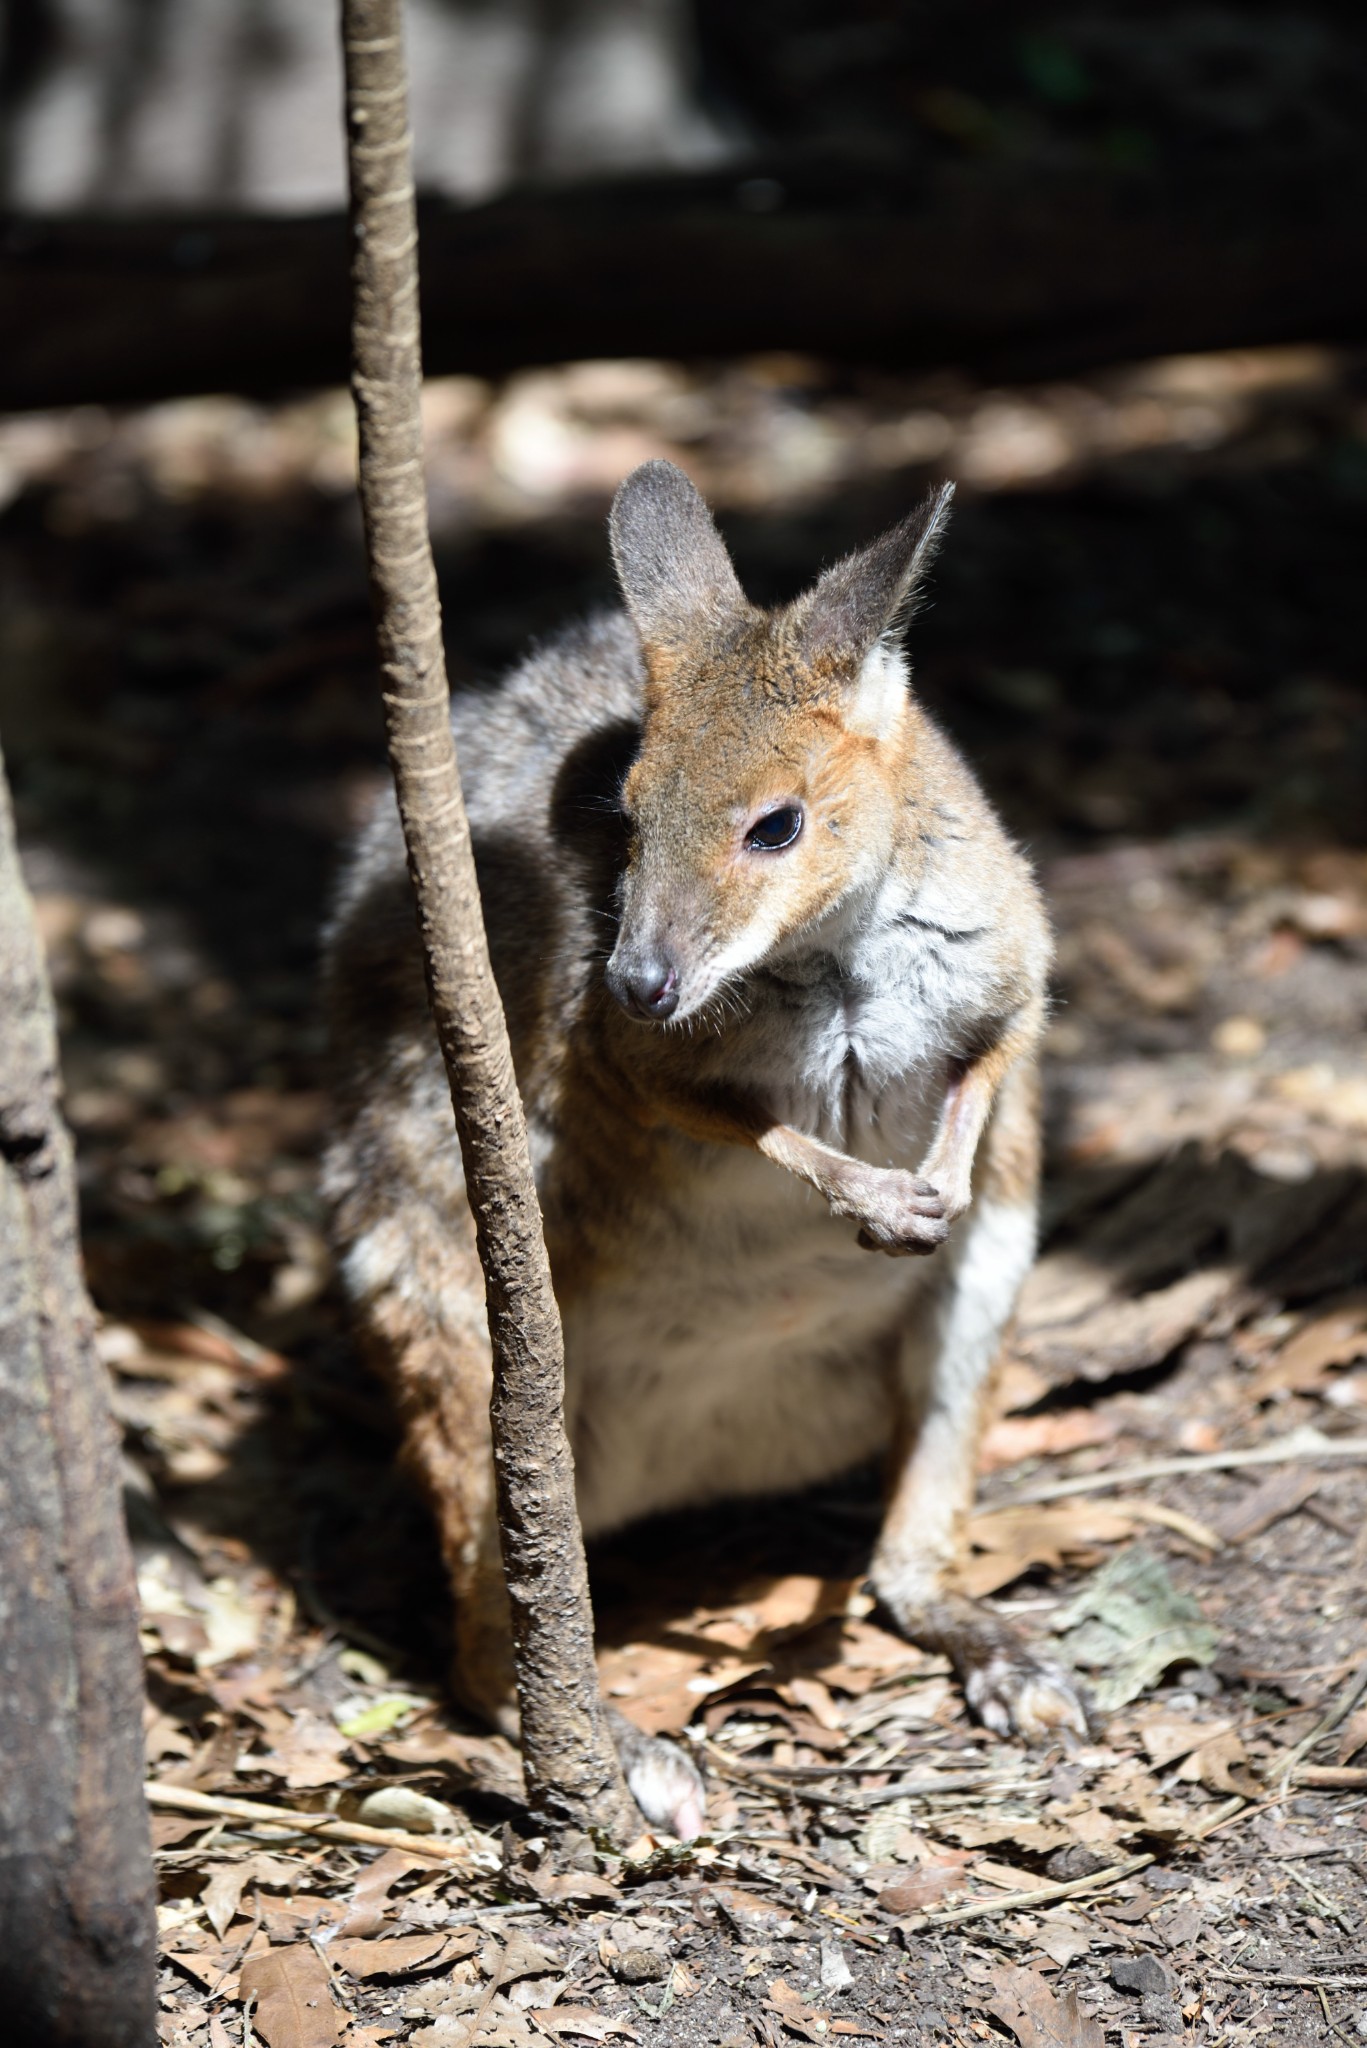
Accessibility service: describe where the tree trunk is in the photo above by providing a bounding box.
[2,152,1366,411]
[0,743,157,2048]
[339,0,640,1840]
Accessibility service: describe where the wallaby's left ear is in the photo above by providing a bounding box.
[802,482,954,662]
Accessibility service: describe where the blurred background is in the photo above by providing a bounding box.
[2,11,1367,2019]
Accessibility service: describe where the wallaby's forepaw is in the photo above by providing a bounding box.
[849,1169,949,1256]
[964,1647,1091,1745]
[607,1707,706,1840]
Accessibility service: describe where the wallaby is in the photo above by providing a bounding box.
[323,461,1087,1837]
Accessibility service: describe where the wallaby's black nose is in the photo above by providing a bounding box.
[610,959,680,1020]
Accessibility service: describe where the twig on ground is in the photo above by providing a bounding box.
[1277,1653,1367,1794]
[1316,1983,1358,2048]
[1210,1970,1367,1992]
[993,1430,1367,1509]
[748,1839,851,1885]
[698,1737,1038,1811]
[919,1853,1156,1926]
[145,1781,484,1863]
[1291,1764,1367,1789]
[1284,1864,1357,1938]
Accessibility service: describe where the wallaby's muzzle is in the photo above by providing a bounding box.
[606,947,680,1021]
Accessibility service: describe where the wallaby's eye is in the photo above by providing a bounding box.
[746,806,803,853]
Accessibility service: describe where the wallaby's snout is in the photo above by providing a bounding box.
[606,946,679,1021]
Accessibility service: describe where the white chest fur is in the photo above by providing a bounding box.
[562,1145,927,1535]
[561,903,995,1536]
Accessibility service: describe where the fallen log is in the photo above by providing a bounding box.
[3,152,1366,412]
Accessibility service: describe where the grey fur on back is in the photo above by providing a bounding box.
[324,610,644,1104]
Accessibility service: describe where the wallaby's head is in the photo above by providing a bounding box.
[603,460,952,1025]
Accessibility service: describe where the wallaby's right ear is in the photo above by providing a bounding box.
[609,461,748,648]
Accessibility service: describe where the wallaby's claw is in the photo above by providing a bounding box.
[965,1649,1092,1744]
[853,1170,950,1256]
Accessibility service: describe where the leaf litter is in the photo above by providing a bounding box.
[7,349,1367,2046]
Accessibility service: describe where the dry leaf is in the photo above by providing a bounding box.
[529,2011,639,2041]
[996,1357,1052,1414]
[327,1932,473,1979]
[410,2012,533,2048]
[506,1978,568,2012]
[493,1931,561,1983]
[876,1864,966,1913]
[355,1787,457,1834]
[979,1409,1117,1473]
[708,1884,799,1939]
[1137,1711,1253,1792]
[956,1501,1138,1597]
[983,1962,1105,2048]
[809,1617,926,1695]
[1175,1727,1255,1794]
[1051,1547,1219,1711]
[786,1675,843,1730]
[1139,1715,1233,1769]
[383,1725,521,1792]
[1033,1912,1093,1969]
[255,1708,352,1790]
[167,1948,231,1994]
[332,1849,431,1939]
[596,1638,764,1734]
[766,1977,831,2043]
[1015,1262,1231,1388]
[201,1864,249,1940]
[709,1576,853,1645]
[1089,1760,1195,1838]
[971,1858,1057,1894]
[597,1579,852,1732]
[524,1868,621,1905]
[1216,1467,1322,1543]
[239,1944,340,2048]
[1250,1299,1367,1399]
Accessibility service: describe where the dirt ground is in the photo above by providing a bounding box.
[2,344,1366,2048]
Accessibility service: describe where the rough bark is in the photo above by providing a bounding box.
[339,0,640,1838]
[0,742,157,2047]
[3,151,1367,412]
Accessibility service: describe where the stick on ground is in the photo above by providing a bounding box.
[337,0,640,1839]
[145,1782,482,1863]
[993,1429,1367,1508]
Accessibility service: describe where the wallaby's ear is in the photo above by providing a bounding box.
[802,482,954,662]
[609,460,748,647]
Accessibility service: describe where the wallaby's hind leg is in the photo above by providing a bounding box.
[325,1125,706,1832]
[870,1071,1090,1741]
[329,1171,518,1726]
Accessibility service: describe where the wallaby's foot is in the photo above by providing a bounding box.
[607,1707,706,1840]
[454,1626,706,1838]
[879,1589,1090,1744]
[963,1640,1090,1745]
[845,1167,949,1256]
